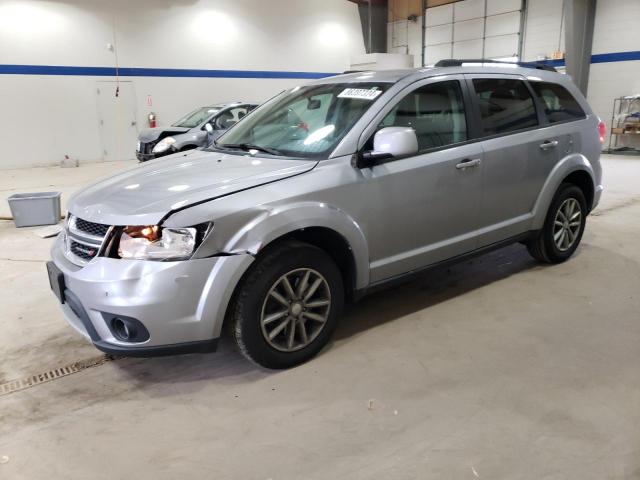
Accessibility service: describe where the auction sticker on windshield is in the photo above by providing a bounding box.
[338,88,383,100]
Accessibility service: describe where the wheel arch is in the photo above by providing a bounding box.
[221,202,370,292]
[532,154,596,230]
[562,170,594,212]
[258,226,358,301]
[218,220,366,340]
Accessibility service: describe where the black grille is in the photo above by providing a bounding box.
[139,141,157,154]
[74,217,110,237]
[70,240,99,261]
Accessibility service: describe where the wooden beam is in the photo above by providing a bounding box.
[426,0,457,7]
[388,0,458,22]
[388,0,421,21]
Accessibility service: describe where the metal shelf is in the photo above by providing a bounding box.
[606,96,640,155]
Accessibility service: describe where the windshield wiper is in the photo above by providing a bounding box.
[219,143,283,156]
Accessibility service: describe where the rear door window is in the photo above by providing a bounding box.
[472,78,538,136]
[530,82,586,124]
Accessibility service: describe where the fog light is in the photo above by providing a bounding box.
[102,313,150,343]
[112,317,134,341]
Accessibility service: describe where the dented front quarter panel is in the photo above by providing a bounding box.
[164,156,371,289]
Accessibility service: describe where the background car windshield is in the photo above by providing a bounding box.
[172,107,220,128]
[216,83,389,158]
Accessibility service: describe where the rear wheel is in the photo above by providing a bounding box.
[527,183,587,263]
[232,241,344,369]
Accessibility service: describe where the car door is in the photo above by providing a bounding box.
[357,76,485,283]
[465,74,567,246]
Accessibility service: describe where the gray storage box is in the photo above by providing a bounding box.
[7,192,62,227]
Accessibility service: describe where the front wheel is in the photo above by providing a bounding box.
[527,183,587,263]
[231,241,344,369]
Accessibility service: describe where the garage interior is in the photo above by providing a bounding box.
[1,0,639,478]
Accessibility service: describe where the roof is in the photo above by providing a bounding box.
[308,63,565,86]
[207,101,258,108]
[310,69,419,85]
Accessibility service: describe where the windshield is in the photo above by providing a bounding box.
[214,83,390,158]
[172,107,220,128]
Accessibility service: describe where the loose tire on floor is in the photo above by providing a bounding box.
[527,183,587,264]
[232,240,344,369]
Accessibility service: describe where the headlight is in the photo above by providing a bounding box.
[118,225,198,260]
[152,137,176,153]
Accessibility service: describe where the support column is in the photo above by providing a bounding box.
[357,1,388,54]
[563,0,596,95]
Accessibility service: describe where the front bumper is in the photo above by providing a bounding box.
[135,148,177,162]
[50,234,254,356]
[136,150,175,162]
[136,151,156,162]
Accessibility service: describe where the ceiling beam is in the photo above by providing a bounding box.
[387,0,459,22]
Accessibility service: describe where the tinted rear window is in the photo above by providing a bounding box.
[530,81,586,124]
[473,78,538,136]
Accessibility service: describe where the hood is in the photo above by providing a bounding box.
[68,150,317,226]
[138,127,190,142]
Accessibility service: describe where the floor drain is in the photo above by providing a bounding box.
[0,355,113,397]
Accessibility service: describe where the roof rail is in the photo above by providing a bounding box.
[434,59,557,72]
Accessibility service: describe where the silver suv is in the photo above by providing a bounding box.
[47,60,604,369]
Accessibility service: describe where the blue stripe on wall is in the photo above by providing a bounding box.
[0,64,338,79]
[535,50,640,68]
[591,51,640,63]
[0,51,638,78]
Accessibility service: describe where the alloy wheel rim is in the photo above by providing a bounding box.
[553,198,582,251]
[260,268,331,352]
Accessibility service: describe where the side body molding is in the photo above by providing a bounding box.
[531,153,596,230]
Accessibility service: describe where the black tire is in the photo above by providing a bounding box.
[527,183,587,264]
[232,240,344,369]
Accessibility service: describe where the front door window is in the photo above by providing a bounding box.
[376,80,468,152]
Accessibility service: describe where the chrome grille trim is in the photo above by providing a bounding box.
[63,215,114,266]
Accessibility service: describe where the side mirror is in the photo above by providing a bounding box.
[354,127,419,168]
[204,123,214,134]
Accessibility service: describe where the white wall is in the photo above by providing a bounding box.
[386,0,640,152]
[521,0,640,150]
[388,18,423,67]
[0,0,366,169]
[519,0,640,151]
[587,0,640,150]
[422,0,523,65]
[521,0,565,62]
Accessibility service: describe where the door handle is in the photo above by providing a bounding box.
[539,140,559,150]
[455,158,481,169]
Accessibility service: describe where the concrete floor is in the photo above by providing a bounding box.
[1,155,639,479]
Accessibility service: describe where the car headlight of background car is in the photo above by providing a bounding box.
[152,137,176,153]
[118,224,210,260]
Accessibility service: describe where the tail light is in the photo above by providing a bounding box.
[598,119,606,144]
